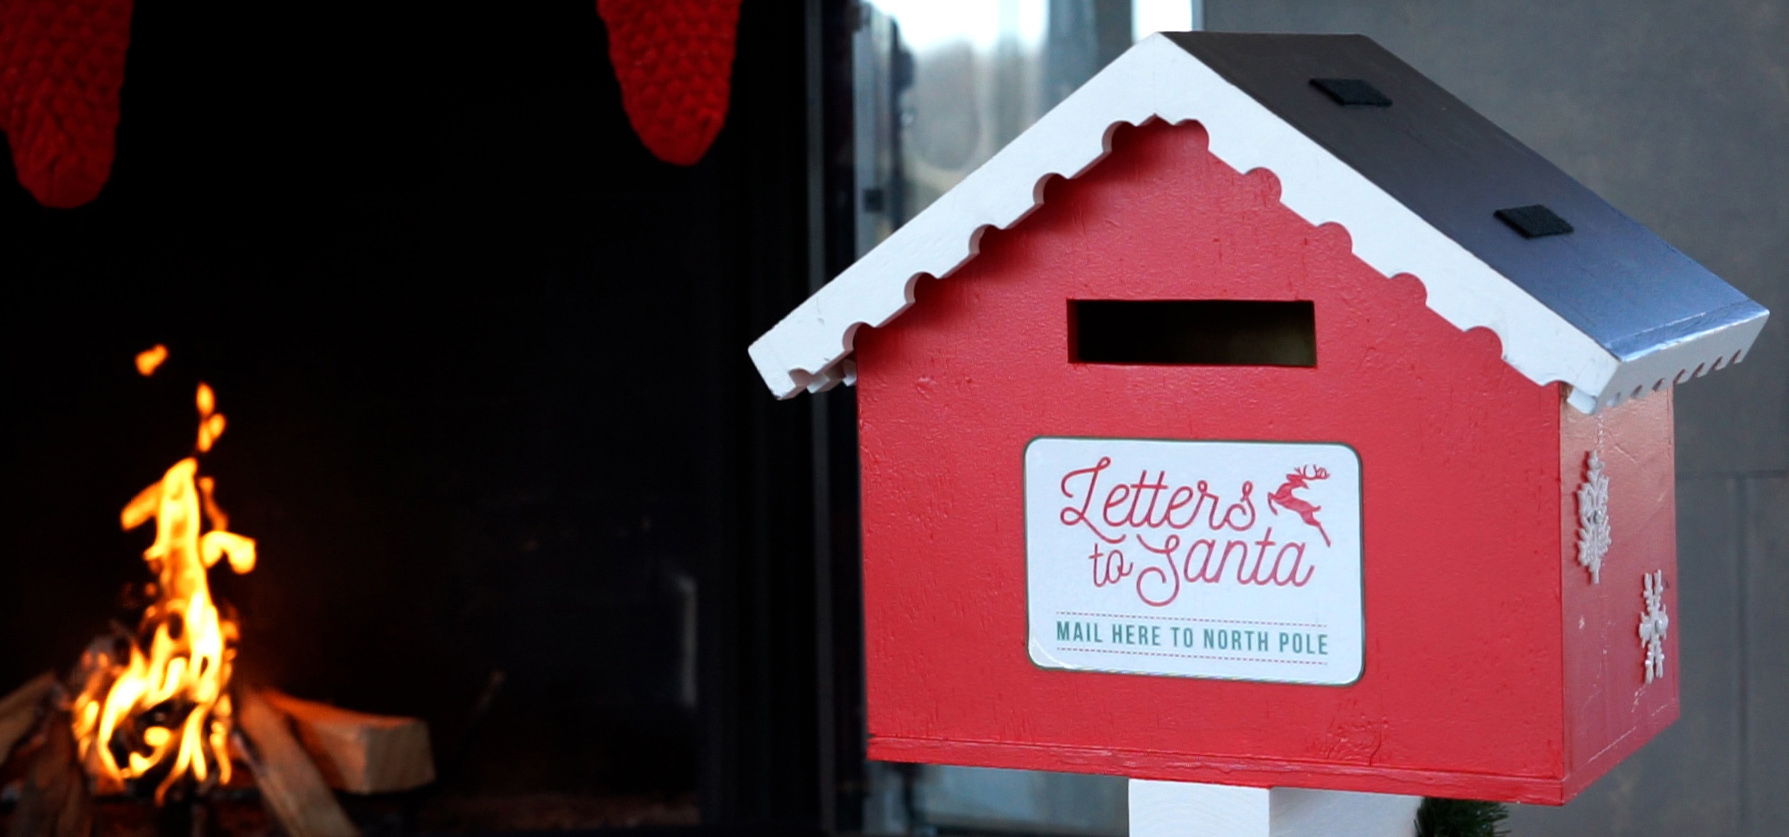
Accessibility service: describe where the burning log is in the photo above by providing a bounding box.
[262,690,435,794]
[6,711,94,837]
[232,687,358,837]
[0,673,57,766]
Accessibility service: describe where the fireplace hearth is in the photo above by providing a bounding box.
[0,349,697,837]
[0,2,854,835]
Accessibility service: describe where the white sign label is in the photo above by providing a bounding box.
[1025,438,1363,685]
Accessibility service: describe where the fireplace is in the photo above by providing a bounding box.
[0,2,862,835]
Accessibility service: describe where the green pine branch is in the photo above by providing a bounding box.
[1416,797,1510,837]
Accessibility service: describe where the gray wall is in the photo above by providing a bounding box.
[1206,3,1789,835]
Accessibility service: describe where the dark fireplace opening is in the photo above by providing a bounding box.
[0,2,859,835]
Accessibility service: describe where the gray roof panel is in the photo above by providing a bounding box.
[1164,32,1767,364]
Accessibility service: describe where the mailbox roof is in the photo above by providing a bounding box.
[749,32,1766,413]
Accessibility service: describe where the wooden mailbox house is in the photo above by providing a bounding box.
[750,33,1768,804]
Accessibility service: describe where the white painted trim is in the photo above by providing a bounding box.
[749,34,1735,412]
[1268,787,1422,836]
[1577,311,1766,411]
[1128,779,1420,836]
[1130,780,1268,837]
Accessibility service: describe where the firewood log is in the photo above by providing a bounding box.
[0,672,57,767]
[232,687,358,837]
[6,710,93,837]
[261,690,434,795]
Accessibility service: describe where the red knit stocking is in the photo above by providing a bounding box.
[597,0,742,166]
[0,0,134,208]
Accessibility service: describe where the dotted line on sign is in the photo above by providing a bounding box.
[1057,611,1326,629]
[1056,647,1327,665]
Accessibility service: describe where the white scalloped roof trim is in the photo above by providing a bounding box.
[748,35,1753,413]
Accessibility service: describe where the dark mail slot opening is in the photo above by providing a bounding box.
[1070,300,1317,366]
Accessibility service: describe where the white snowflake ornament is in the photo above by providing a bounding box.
[1639,570,1670,684]
[1576,452,1611,584]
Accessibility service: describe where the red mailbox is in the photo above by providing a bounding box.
[751,33,1766,804]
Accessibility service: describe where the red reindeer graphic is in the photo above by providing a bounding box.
[1267,464,1331,546]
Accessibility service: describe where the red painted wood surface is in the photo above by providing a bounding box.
[854,120,1671,803]
[1559,392,1679,798]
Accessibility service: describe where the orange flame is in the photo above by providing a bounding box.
[72,366,255,801]
[135,345,168,377]
[195,384,226,453]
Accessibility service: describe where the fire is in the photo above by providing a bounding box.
[72,354,256,801]
[135,344,168,377]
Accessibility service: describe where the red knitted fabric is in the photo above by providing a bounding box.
[0,0,134,208]
[597,0,741,166]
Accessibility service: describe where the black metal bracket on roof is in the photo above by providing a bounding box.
[1495,204,1574,238]
[1310,78,1392,107]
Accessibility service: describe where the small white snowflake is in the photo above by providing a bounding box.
[1576,452,1611,584]
[1639,570,1670,684]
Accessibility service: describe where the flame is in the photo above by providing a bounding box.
[72,368,255,801]
[135,345,168,377]
[195,384,226,454]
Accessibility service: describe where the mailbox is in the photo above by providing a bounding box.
[750,32,1766,804]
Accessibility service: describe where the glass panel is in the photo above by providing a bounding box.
[851,3,1202,834]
